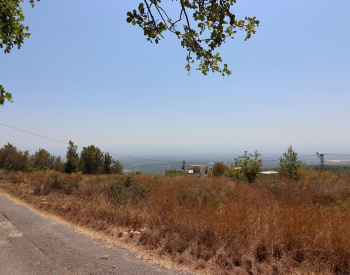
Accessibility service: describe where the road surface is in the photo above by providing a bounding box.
[0,194,188,275]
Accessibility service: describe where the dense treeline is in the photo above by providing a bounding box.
[0,141,123,175]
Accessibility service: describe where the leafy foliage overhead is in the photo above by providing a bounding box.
[0,85,13,105]
[0,0,39,53]
[127,0,259,76]
[0,0,40,105]
[1,0,259,105]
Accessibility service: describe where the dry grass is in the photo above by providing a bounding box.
[1,169,350,274]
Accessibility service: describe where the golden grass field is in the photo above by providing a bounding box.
[1,169,350,274]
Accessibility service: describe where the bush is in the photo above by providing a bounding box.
[230,151,262,183]
[102,178,150,203]
[278,145,304,180]
[211,162,229,177]
[32,171,81,195]
[165,169,187,177]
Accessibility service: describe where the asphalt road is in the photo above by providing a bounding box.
[0,194,188,275]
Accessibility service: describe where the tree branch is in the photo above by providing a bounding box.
[144,0,164,38]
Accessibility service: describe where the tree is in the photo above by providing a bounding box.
[1,0,259,105]
[0,142,30,171]
[64,140,79,173]
[31,148,52,170]
[53,156,64,173]
[278,145,303,180]
[79,145,103,174]
[0,85,13,105]
[103,152,123,174]
[103,152,113,174]
[0,0,40,105]
[127,1,259,76]
[110,159,123,174]
[231,151,262,183]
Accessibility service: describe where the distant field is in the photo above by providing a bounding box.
[305,165,350,174]
[1,169,350,274]
[119,154,350,174]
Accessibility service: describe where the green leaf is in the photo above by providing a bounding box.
[125,1,259,77]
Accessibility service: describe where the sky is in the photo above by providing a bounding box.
[0,0,349,157]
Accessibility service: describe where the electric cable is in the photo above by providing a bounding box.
[2,122,348,168]
[0,122,182,164]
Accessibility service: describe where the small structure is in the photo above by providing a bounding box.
[187,165,209,176]
[260,171,278,175]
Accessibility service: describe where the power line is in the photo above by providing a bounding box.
[0,122,70,145]
[1,122,349,167]
[298,154,317,158]
[0,122,181,164]
[324,154,350,157]
[109,153,181,164]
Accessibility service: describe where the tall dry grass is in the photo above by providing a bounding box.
[1,169,350,274]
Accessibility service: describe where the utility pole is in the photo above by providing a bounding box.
[316,152,325,171]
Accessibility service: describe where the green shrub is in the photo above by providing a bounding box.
[230,151,262,183]
[123,173,134,187]
[278,145,304,180]
[102,179,150,203]
[165,169,187,177]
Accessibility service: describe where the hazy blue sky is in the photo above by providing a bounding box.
[1,0,349,157]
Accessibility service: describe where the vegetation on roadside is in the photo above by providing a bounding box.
[1,167,350,274]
